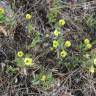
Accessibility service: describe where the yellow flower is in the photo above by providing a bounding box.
[60,50,67,58]
[84,38,90,44]
[89,66,95,73]
[53,40,59,48]
[0,7,5,14]
[94,58,96,65]
[25,13,32,20]
[17,51,24,57]
[64,40,71,48]
[86,43,92,49]
[41,75,47,81]
[24,58,33,66]
[53,29,60,37]
[58,19,65,26]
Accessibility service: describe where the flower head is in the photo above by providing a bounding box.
[53,40,59,48]
[60,50,67,58]
[25,13,32,20]
[86,43,92,49]
[24,58,33,66]
[58,19,65,26]
[41,75,47,81]
[0,7,5,14]
[94,58,96,65]
[84,38,90,44]
[53,29,60,37]
[17,51,24,57]
[64,40,71,48]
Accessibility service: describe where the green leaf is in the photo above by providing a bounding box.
[30,32,40,48]
[15,58,24,67]
[32,79,40,85]
[0,14,5,23]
